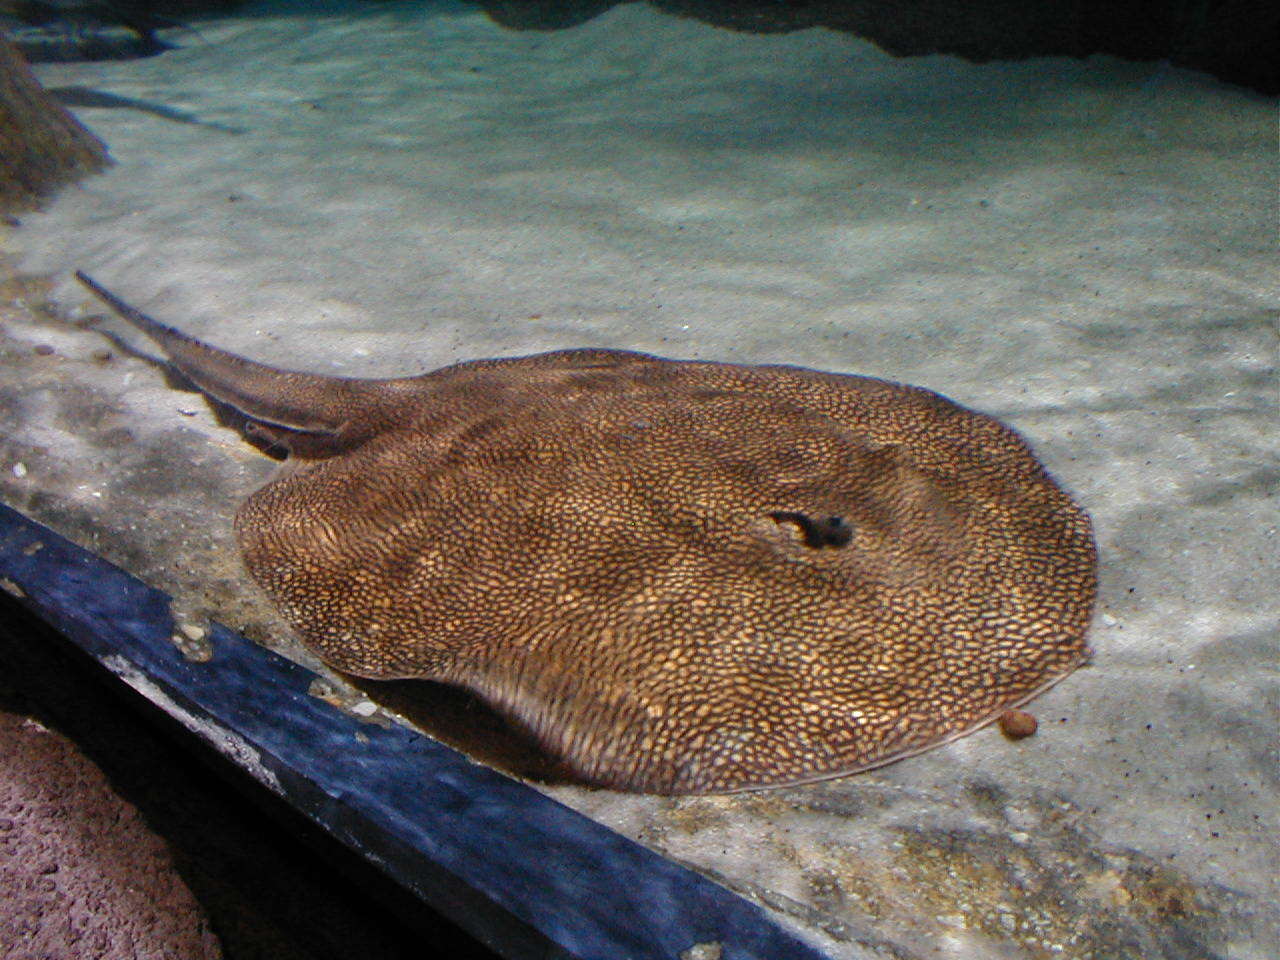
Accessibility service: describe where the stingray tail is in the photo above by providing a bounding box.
[75,271,374,437]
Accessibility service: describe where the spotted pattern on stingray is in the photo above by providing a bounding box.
[76,272,1097,795]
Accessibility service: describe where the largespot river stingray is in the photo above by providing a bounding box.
[76,272,1097,794]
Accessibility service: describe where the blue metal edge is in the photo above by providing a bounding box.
[0,502,831,960]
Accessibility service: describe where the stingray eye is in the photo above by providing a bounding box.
[770,512,853,549]
[817,515,853,547]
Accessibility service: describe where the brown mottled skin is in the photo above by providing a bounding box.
[75,272,1097,795]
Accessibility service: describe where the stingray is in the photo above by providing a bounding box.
[75,272,1097,795]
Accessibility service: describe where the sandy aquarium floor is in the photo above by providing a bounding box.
[2,0,1277,957]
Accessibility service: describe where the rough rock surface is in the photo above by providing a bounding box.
[0,38,109,212]
[0,710,223,960]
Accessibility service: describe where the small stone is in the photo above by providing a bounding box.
[12,462,27,478]
[308,678,336,700]
[170,626,213,663]
[350,700,378,717]
[680,943,723,960]
[179,623,207,642]
[999,709,1038,739]
[33,343,55,355]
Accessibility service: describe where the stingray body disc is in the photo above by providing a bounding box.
[236,350,1096,794]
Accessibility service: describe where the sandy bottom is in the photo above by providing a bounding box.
[3,1,1277,956]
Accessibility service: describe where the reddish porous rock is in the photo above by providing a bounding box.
[0,711,223,959]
